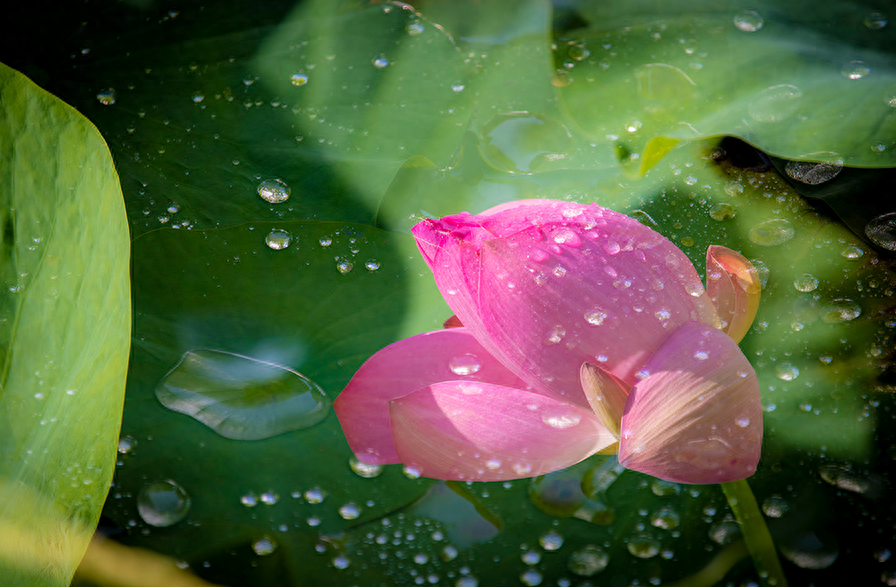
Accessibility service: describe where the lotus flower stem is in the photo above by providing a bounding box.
[721,479,787,587]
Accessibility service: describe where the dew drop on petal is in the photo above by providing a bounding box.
[693,351,709,361]
[542,413,581,429]
[584,309,608,325]
[449,354,482,376]
[137,480,191,527]
[864,11,888,29]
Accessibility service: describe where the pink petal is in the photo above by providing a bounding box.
[617,321,763,484]
[412,200,721,408]
[333,328,528,464]
[390,381,615,481]
[705,246,761,343]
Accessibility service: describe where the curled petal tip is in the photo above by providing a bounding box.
[706,245,761,343]
[580,362,629,438]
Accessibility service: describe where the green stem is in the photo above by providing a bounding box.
[721,479,787,587]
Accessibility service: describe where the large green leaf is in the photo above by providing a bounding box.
[561,0,896,170]
[0,63,130,586]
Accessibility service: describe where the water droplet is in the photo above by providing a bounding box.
[457,577,479,587]
[553,228,582,247]
[406,21,425,35]
[709,203,737,221]
[451,83,465,92]
[372,56,389,69]
[304,487,326,504]
[240,492,258,507]
[260,491,278,505]
[694,351,709,361]
[137,480,191,527]
[332,554,351,569]
[709,521,741,545]
[156,349,329,440]
[528,536,560,559]
[781,531,839,569]
[820,299,861,323]
[96,89,116,105]
[651,507,680,530]
[542,413,581,429]
[625,119,642,133]
[819,464,874,494]
[863,10,888,29]
[365,260,380,271]
[519,569,543,586]
[546,326,566,344]
[191,92,204,103]
[252,536,277,556]
[336,260,354,274]
[449,354,482,376]
[736,417,751,427]
[118,435,137,454]
[650,480,680,496]
[265,229,291,250]
[626,534,660,558]
[762,495,789,518]
[319,237,333,247]
[842,60,870,80]
[748,84,802,122]
[257,179,291,203]
[748,219,795,246]
[521,550,541,565]
[785,160,843,185]
[290,73,309,86]
[733,10,764,32]
[339,502,361,520]
[567,545,609,576]
[793,274,819,292]
[584,308,608,326]
[350,457,383,478]
[865,212,896,250]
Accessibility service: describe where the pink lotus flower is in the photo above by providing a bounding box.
[334,199,763,484]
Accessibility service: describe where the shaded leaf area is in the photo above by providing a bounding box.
[560,0,896,170]
[0,64,131,586]
[98,220,430,581]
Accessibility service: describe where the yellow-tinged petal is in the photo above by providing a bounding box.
[706,245,761,343]
[580,362,629,438]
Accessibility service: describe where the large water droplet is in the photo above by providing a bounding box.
[865,213,896,250]
[841,60,870,80]
[748,219,795,246]
[97,88,117,105]
[626,534,660,558]
[257,179,291,203]
[539,530,564,551]
[253,536,277,556]
[820,299,861,323]
[350,457,383,478]
[265,229,291,250]
[793,274,819,292]
[584,308,608,326]
[748,84,802,123]
[733,10,764,32]
[542,412,581,429]
[709,202,736,221]
[290,72,309,87]
[785,160,843,185]
[137,480,191,527]
[567,545,609,576]
[651,507,680,530]
[780,531,839,569]
[762,495,790,518]
[775,362,800,381]
[449,354,482,376]
[372,56,389,69]
[156,349,329,440]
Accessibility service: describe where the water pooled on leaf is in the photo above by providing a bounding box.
[709,203,737,221]
[749,219,795,246]
[257,179,291,203]
[567,545,609,576]
[841,60,870,80]
[840,244,864,259]
[865,213,896,250]
[156,349,329,440]
[785,160,843,185]
[480,113,573,174]
[733,10,764,32]
[820,299,861,323]
[780,531,839,569]
[449,354,482,376]
[265,229,291,250]
[748,84,802,123]
[137,480,191,527]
